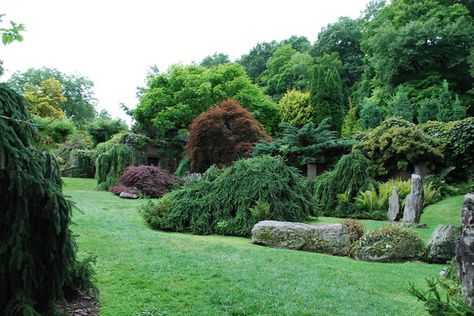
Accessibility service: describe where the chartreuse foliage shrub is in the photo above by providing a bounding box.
[420,117,474,181]
[140,156,312,236]
[96,144,133,191]
[111,165,179,198]
[0,84,90,315]
[355,117,443,178]
[312,151,372,217]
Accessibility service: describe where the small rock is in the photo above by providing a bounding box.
[119,191,139,199]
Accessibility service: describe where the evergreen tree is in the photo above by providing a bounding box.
[309,53,346,133]
[0,84,77,315]
[387,87,415,122]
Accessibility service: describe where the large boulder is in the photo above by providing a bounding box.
[457,193,474,308]
[251,221,353,256]
[427,225,460,263]
[352,225,425,262]
[402,174,424,223]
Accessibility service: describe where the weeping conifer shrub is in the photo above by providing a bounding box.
[141,156,312,236]
[312,151,372,216]
[0,84,80,315]
[95,144,133,190]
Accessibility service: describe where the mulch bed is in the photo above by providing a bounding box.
[59,291,100,316]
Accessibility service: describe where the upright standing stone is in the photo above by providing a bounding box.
[456,193,474,308]
[307,160,317,180]
[387,187,400,221]
[402,174,424,223]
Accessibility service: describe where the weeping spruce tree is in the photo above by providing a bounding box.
[0,84,77,315]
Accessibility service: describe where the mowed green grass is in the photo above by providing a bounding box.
[63,177,464,316]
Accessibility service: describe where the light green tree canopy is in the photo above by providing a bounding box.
[133,63,280,138]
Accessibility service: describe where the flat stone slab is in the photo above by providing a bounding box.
[251,220,351,256]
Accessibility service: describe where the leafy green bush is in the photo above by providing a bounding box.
[359,99,385,129]
[141,156,312,236]
[32,115,76,148]
[312,151,372,216]
[355,117,443,178]
[421,117,474,181]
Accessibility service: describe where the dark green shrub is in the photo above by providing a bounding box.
[355,117,443,177]
[141,156,312,236]
[359,99,385,129]
[313,151,372,216]
[95,144,133,190]
[253,119,353,170]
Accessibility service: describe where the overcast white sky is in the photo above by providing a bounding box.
[1,0,370,123]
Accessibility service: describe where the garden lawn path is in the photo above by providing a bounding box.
[63,177,461,316]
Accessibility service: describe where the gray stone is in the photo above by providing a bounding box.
[456,193,474,308]
[402,174,424,223]
[119,191,139,199]
[414,163,429,179]
[427,225,461,263]
[307,161,317,180]
[251,220,352,256]
[387,187,400,221]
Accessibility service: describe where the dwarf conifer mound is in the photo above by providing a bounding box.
[0,84,81,315]
[141,156,312,236]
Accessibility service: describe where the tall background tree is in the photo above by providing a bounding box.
[8,68,97,123]
[200,52,230,68]
[360,0,474,114]
[309,53,346,133]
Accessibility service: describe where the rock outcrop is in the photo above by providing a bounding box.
[251,221,353,256]
[456,193,474,308]
[427,224,460,263]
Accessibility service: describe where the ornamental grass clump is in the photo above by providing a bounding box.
[141,156,312,236]
[111,165,179,198]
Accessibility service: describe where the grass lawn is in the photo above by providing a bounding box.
[63,177,464,316]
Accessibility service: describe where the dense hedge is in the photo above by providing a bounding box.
[420,117,474,181]
[141,156,312,236]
